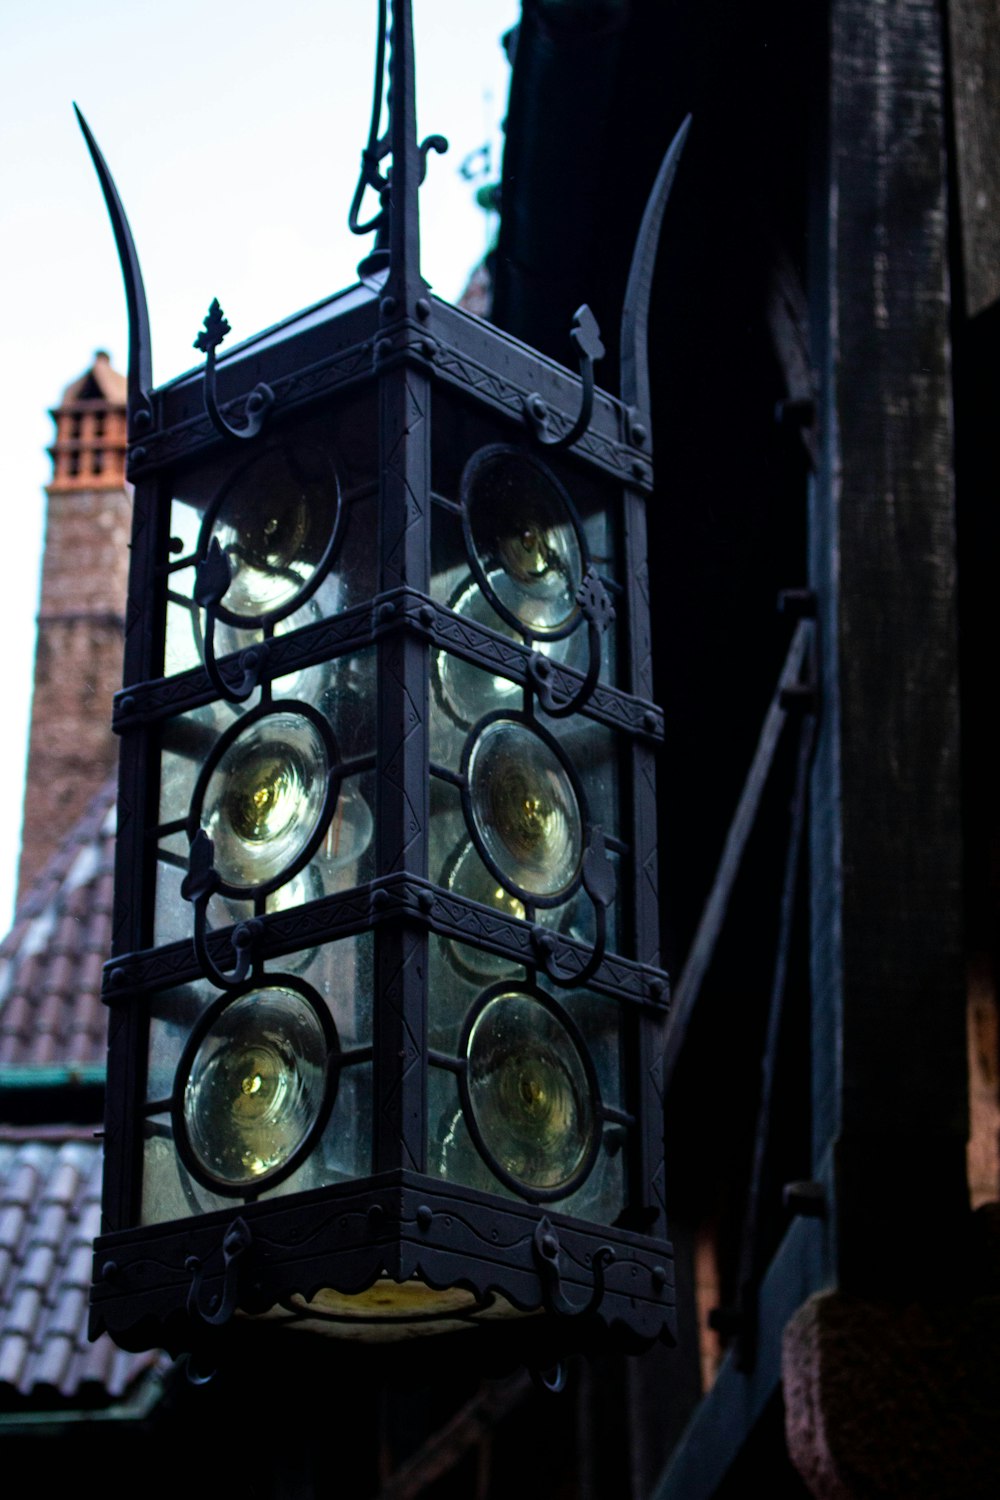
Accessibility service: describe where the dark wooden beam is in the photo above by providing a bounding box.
[945,0,1000,318]
[809,0,967,1295]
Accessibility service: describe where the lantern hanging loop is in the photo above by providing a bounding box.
[349,0,448,242]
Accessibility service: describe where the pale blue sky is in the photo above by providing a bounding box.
[0,0,519,925]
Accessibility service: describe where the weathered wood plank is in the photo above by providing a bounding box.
[810,0,967,1293]
[946,0,1000,318]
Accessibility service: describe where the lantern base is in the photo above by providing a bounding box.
[90,1170,675,1359]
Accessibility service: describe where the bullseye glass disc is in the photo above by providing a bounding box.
[466,991,595,1194]
[201,712,329,891]
[182,987,329,1187]
[464,450,584,637]
[203,445,339,622]
[466,719,583,900]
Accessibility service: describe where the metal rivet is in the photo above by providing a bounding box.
[131,446,147,465]
[375,338,392,357]
[101,1260,119,1283]
[652,1265,667,1290]
[108,967,127,989]
[415,298,431,320]
[381,296,398,318]
[418,604,435,626]
[642,710,657,732]
[119,696,135,715]
[416,1205,433,1231]
[632,423,647,445]
[530,395,547,418]
[379,601,397,620]
[541,1233,558,1258]
[420,339,435,359]
[132,409,152,431]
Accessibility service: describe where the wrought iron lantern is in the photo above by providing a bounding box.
[84,0,687,1371]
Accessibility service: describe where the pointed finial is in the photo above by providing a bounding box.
[74,104,154,436]
[620,115,692,429]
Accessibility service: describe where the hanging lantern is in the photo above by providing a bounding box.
[84,0,688,1372]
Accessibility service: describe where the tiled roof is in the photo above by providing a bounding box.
[0,1136,159,1405]
[0,778,116,1071]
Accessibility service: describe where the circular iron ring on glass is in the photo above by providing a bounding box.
[187,702,340,899]
[197,442,343,627]
[458,984,601,1201]
[174,977,339,1195]
[461,712,588,908]
[460,445,589,642]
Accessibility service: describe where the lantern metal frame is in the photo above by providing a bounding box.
[82,0,689,1370]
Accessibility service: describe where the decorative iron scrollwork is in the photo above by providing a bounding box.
[180,830,262,991]
[194,538,269,704]
[532,826,615,988]
[194,299,275,442]
[349,0,447,243]
[524,305,605,451]
[528,566,614,719]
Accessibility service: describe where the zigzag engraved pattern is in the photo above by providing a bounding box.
[380,654,423,871]
[378,930,424,1172]
[115,603,375,728]
[426,603,664,741]
[130,342,375,473]
[648,1041,667,1215]
[381,377,428,590]
[636,748,661,968]
[431,344,651,491]
[632,556,654,699]
[430,890,667,1008]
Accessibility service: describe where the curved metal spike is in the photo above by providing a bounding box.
[619,114,692,428]
[74,105,153,435]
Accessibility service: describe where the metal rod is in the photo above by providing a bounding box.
[662,619,813,1096]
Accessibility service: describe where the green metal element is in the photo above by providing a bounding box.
[0,1065,105,1091]
[0,1366,166,1434]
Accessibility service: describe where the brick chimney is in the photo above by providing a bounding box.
[16,353,130,903]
